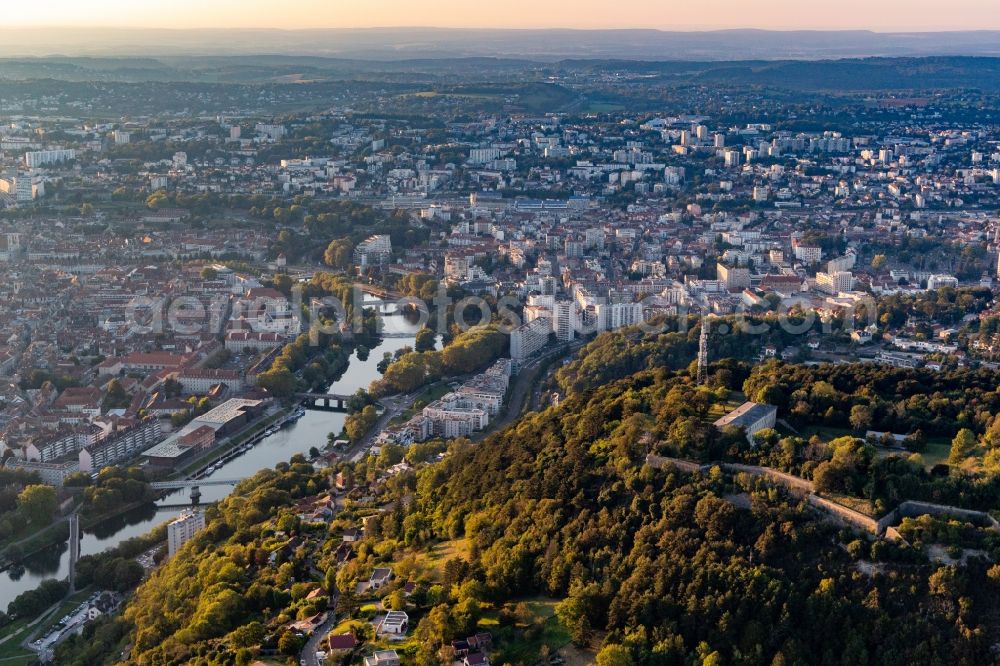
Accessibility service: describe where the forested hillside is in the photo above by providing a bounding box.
[95,327,1000,666]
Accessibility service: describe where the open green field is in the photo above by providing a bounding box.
[921,440,952,468]
[0,616,36,664]
[706,391,748,420]
[585,102,625,113]
[411,538,470,582]
[495,597,573,664]
[329,618,367,636]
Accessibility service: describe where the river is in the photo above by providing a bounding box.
[0,300,420,602]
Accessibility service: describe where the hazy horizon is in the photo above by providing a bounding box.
[5,25,1000,61]
[3,0,1000,32]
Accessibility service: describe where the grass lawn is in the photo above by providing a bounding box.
[412,538,470,582]
[0,615,36,664]
[371,634,421,655]
[921,440,952,468]
[496,597,572,664]
[704,391,749,423]
[330,618,367,636]
[875,439,955,472]
[414,383,452,406]
[0,642,35,664]
[585,102,625,113]
[475,603,501,630]
[825,493,879,518]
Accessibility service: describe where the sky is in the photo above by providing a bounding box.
[1,0,999,31]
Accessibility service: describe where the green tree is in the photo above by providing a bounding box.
[104,379,130,411]
[345,405,379,442]
[278,629,304,656]
[415,328,437,353]
[555,596,592,647]
[597,644,634,666]
[257,368,297,397]
[323,238,355,269]
[387,589,407,611]
[17,485,57,525]
[145,190,168,209]
[949,428,977,465]
[849,404,873,432]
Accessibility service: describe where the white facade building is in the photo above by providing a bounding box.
[167,509,206,557]
[595,301,646,331]
[24,149,76,168]
[815,271,854,295]
[510,317,551,364]
[354,234,392,266]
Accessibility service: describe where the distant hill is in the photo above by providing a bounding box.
[3,53,1000,92]
[559,56,1000,90]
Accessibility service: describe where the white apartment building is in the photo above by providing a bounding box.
[468,147,503,164]
[793,245,823,264]
[595,301,646,331]
[926,274,959,290]
[254,123,286,141]
[25,430,98,463]
[354,234,392,266]
[444,253,472,280]
[3,459,79,487]
[0,173,41,202]
[815,271,854,295]
[174,369,244,394]
[79,419,163,473]
[24,149,76,168]
[827,252,857,273]
[422,395,490,438]
[167,509,206,557]
[224,330,284,352]
[717,263,751,291]
[510,317,551,364]
[552,300,579,342]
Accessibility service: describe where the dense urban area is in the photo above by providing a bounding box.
[0,51,998,666]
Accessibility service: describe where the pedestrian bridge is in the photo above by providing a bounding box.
[150,479,244,490]
[150,478,244,502]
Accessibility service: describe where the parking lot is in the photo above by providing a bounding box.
[29,591,120,655]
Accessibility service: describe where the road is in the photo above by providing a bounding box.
[346,378,462,461]
[343,341,581,460]
[299,609,338,666]
[479,342,583,437]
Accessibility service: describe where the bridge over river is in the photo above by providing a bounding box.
[150,478,244,502]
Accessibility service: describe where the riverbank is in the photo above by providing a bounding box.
[0,321,417,606]
[170,405,293,481]
[0,405,294,575]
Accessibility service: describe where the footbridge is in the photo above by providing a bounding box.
[150,478,244,502]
